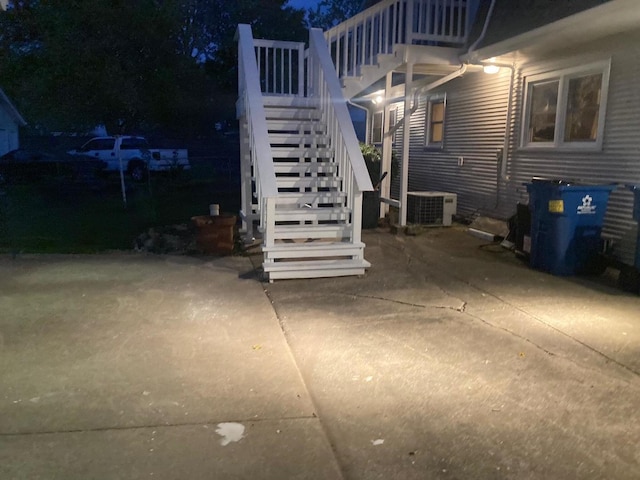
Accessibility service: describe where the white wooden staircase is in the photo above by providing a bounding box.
[236,26,373,281]
[235,1,480,281]
[261,96,370,280]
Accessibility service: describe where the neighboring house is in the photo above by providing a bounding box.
[0,88,27,156]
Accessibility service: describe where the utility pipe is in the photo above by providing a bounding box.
[385,64,469,139]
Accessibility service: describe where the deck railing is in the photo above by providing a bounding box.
[236,25,372,245]
[324,0,480,78]
[253,39,305,96]
[308,28,373,242]
[236,24,278,238]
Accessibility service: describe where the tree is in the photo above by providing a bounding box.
[307,0,367,30]
[0,0,308,136]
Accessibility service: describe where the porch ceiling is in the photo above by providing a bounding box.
[463,0,640,65]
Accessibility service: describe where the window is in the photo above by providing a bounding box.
[425,95,446,148]
[388,108,397,144]
[121,137,149,150]
[80,138,115,152]
[371,111,383,144]
[522,61,610,149]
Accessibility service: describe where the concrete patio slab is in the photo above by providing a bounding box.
[0,254,340,479]
[2,225,639,479]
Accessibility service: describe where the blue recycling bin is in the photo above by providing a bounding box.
[627,185,640,269]
[525,179,615,275]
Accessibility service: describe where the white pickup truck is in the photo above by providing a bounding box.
[68,135,190,181]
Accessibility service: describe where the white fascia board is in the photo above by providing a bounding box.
[463,0,640,64]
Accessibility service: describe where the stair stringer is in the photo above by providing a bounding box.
[341,47,405,100]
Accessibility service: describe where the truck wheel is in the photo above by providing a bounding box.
[128,161,146,182]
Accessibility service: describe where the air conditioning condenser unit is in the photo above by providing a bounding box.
[407,191,457,226]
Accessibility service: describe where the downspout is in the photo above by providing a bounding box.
[463,0,514,210]
[497,65,515,204]
[467,0,498,56]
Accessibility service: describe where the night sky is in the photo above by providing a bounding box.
[286,0,321,10]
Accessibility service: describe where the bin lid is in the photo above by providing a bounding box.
[525,177,616,191]
[530,177,574,186]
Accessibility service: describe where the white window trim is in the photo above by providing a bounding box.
[425,94,446,149]
[521,60,611,151]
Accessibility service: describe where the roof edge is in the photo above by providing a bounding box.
[462,0,640,63]
[0,88,27,126]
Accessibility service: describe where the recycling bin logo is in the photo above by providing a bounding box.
[577,195,596,215]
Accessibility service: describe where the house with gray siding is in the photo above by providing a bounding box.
[234,0,639,279]
[352,0,639,267]
[0,87,26,156]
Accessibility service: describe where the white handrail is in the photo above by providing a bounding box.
[236,24,278,199]
[308,28,373,193]
[324,0,479,79]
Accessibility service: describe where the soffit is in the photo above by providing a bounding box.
[463,0,640,65]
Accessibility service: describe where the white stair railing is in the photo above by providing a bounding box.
[236,24,278,242]
[237,24,372,253]
[308,28,373,244]
[253,39,305,96]
[324,0,480,79]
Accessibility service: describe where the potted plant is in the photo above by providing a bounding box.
[360,143,383,229]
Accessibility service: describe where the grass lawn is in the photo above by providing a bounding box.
[0,159,240,254]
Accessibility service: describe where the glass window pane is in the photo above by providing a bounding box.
[372,112,383,144]
[564,73,602,142]
[528,80,559,142]
[431,123,443,143]
[431,102,444,122]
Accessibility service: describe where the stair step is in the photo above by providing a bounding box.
[274,207,351,222]
[264,106,321,121]
[277,177,341,189]
[273,163,337,174]
[269,133,330,146]
[275,191,347,205]
[273,224,351,239]
[263,258,371,280]
[267,120,325,133]
[271,147,332,158]
[263,96,315,108]
[263,241,364,259]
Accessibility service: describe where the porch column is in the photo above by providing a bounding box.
[400,62,413,226]
[380,71,393,218]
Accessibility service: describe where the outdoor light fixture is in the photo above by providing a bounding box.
[372,95,384,105]
[483,64,500,74]
[483,57,500,74]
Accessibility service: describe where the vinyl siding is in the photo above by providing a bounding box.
[404,68,511,219]
[504,31,640,266]
[401,30,640,266]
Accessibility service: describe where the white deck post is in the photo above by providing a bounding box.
[400,61,413,226]
[381,71,393,218]
[239,118,253,241]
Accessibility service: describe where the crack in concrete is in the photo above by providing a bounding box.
[347,293,467,313]
[0,415,321,437]
[391,237,640,379]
